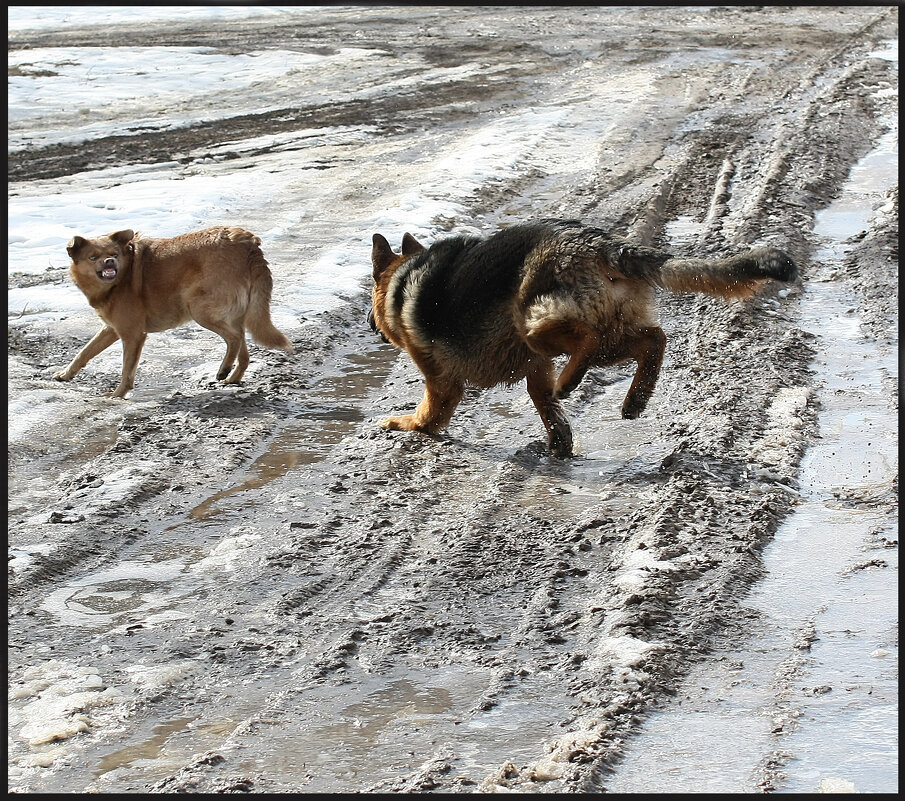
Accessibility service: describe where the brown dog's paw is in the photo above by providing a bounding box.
[52,370,73,382]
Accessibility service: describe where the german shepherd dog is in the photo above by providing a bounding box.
[55,227,293,397]
[369,218,797,456]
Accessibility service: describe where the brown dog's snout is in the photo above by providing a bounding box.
[97,256,119,281]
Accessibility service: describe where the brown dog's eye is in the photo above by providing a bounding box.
[89,255,99,261]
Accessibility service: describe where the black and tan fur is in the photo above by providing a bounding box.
[369,218,797,456]
[55,227,293,397]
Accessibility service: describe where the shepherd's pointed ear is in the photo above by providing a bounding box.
[372,233,396,281]
[401,232,426,256]
[67,235,88,260]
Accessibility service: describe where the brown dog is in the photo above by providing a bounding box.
[369,218,797,456]
[55,226,293,397]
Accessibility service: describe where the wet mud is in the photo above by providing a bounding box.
[7,6,898,794]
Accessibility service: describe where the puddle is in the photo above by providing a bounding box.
[95,717,196,778]
[811,128,898,242]
[190,347,395,520]
[228,664,570,792]
[41,558,190,628]
[868,39,898,63]
[604,123,898,793]
[36,346,402,634]
[188,410,360,520]
[747,131,898,791]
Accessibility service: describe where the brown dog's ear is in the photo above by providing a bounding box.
[401,232,426,256]
[372,233,397,281]
[66,235,88,260]
[109,229,135,248]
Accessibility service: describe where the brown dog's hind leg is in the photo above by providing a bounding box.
[196,315,249,383]
[223,337,250,384]
[382,377,465,435]
[620,326,667,419]
[526,359,574,457]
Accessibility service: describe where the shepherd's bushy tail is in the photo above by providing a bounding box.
[614,243,798,299]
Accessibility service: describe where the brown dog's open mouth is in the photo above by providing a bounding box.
[97,264,118,281]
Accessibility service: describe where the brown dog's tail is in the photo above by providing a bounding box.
[614,243,798,299]
[244,242,294,354]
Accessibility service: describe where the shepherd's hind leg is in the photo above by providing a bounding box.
[525,319,600,400]
[620,327,666,419]
[526,359,574,457]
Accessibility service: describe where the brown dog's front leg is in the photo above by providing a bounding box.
[54,325,120,382]
[621,327,666,419]
[382,378,465,435]
[110,333,148,398]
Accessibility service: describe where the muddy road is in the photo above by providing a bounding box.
[7,6,898,793]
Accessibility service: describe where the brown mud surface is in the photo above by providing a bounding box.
[8,6,898,793]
